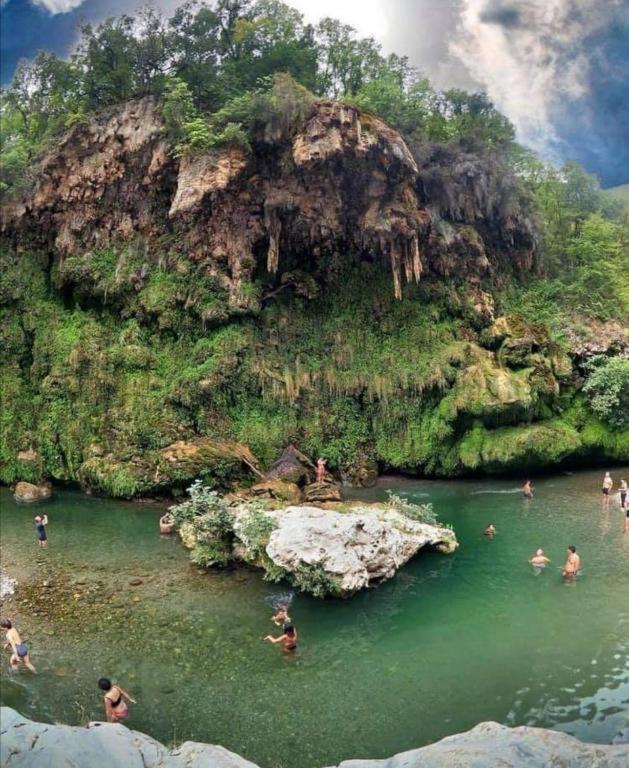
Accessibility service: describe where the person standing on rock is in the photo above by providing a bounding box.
[1,619,37,673]
[602,472,613,508]
[316,457,327,484]
[264,622,298,652]
[98,678,136,722]
[34,514,48,548]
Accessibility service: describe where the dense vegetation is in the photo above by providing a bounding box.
[1,1,627,496]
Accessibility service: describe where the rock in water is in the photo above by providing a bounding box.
[264,505,457,595]
[13,481,52,503]
[249,478,304,504]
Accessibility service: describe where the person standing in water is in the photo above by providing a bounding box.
[264,622,298,652]
[602,472,613,508]
[529,549,550,568]
[562,545,581,578]
[316,457,327,483]
[619,479,627,510]
[98,678,135,722]
[34,514,48,548]
[1,619,36,672]
[522,480,533,499]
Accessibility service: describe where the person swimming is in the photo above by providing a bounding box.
[522,480,533,499]
[264,622,297,652]
[1,619,36,673]
[98,677,136,722]
[529,549,550,568]
[484,523,496,537]
[271,604,291,626]
[562,545,581,578]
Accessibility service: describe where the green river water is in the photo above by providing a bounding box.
[1,467,628,767]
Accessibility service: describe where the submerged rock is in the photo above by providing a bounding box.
[263,504,457,595]
[2,708,626,768]
[13,481,52,503]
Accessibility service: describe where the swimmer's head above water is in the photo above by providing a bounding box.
[98,678,113,692]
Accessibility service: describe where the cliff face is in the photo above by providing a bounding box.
[0,99,626,496]
[3,97,535,306]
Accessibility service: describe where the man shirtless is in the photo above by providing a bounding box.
[602,472,613,508]
[1,619,36,672]
[562,545,581,579]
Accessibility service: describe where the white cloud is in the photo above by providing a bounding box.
[30,0,86,14]
[449,0,608,160]
[287,0,389,41]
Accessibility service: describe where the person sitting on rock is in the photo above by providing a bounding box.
[271,604,291,626]
[1,619,36,673]
[98,677,136,722]
[34,514,48,548]
[316,457,327,483]
[484,523,496,537]
[264,622,297,652]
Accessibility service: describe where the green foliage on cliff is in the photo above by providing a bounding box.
[1,1,517,195]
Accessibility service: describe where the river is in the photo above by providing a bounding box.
[1,468,628,767]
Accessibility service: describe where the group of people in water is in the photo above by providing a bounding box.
[3,468,626,723]
[482,471,627,580]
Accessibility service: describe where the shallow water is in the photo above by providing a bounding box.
[1,468,628,767]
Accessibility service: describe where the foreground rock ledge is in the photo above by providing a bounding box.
[1,708,627,767]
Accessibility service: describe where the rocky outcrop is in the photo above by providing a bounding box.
[2,97,536,309]
[263,504,456,594]
[2,708,627,767]
[77,439,260,499]
[13,481,52,503]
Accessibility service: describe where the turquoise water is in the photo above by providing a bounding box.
[1,468,628,767]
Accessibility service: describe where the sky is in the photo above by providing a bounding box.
[1,0,627,186]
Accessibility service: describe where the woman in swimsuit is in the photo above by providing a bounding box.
[264,622,297,652]
[98,677,135,722]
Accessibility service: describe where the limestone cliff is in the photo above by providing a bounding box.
[0,98,626,496]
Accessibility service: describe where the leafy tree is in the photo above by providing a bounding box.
[583,356,629,429]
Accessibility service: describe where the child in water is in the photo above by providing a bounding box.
[271,604,291,626]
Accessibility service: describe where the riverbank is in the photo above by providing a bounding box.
[2,707,627,767]
[1,468,627,767]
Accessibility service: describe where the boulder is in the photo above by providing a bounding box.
[265,505,457,595]
[332,721,629,767]
[264,445,315,486]
[303,481,342,503]
[249,478,303,504]
[13,481,52,503]
[3,707,626,768]
[340,451,378,488]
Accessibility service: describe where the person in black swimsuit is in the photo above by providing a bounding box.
[34,515,48,548]
[264,622,297,652]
